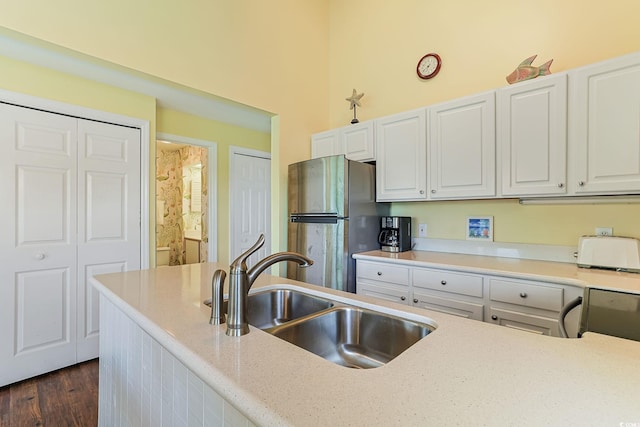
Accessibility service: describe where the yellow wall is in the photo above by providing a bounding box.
[0,0,331,253]
[3,1,640,251]
[0,54,271,265]
[327,0,640,246]
[156,108,270,266]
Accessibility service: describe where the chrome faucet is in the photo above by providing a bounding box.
[225,234,313,337]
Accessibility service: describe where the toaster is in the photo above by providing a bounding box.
[576,236,640,272]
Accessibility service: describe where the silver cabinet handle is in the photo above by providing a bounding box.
[578,181,585,186]
[558,183,564,188]
[413,298,418,303]
[419,190,425,195]
[519,292,527,298]
[491,315,498,320]
[36,253,45,260]
[377,271,382,276]
[441,280,447,285]
[431,189,436,193]
[400,296,406,301]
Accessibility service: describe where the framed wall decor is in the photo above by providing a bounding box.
[467,216,493,241]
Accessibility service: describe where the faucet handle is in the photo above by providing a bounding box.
[230,234,265,273]
[209,269,227,325]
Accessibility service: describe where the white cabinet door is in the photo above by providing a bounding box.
[0,104,141,386]
[570,52,640,194]
[428,92,495,199]
[357,281,410,305]
[342,121,375,161]
[498,74,568,196]
[412,291,484,321]
[488,308,559,336]
[375,109,427,201]
[311,129,340,159]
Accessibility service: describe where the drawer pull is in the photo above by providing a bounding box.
[491,315,498,320]
[377,271,382,276]
[441,280,447,285]
[519,292,527,298]
[413,298,418,303]
[400,296,406,301]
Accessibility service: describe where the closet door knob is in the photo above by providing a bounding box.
[441,280,447,285]
[35,253,45,260]
[491,315,498,321]
[400,296,406,301]
[413,298,418,304]
[377,271,382,276]
[558,183,564,188]
[578,181,585,186]
[519,292,527,298]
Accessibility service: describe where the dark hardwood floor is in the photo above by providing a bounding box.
[0,359,98,427]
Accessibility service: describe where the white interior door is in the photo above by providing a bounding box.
[230,148,271,266]
[0,103,141,386]
[0,104,79,386]
[76,119,141,361]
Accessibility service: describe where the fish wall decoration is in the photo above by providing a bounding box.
[506,55,553,84]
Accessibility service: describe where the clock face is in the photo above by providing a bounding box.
[417,53,441,79]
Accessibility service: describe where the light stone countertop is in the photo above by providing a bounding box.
[92,258,640,426]
[354,249,640,293]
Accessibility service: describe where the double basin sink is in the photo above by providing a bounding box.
[206,287,435,369]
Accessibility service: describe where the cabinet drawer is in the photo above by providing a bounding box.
[489,279,563,312]
[357,261,410,285]
[412,268,483,298]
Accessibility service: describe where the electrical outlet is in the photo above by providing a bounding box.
[595,227,613,236]
[418,223,427,237]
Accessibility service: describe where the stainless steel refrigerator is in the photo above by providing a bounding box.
[287,155,389,293]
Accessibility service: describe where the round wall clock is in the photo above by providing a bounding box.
[416,53,442,80]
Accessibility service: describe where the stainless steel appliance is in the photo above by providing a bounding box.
[378,216,411,252]
[559,288,640,342]
[287,155,389,293]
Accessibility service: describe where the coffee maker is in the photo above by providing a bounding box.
[378,216,412,252]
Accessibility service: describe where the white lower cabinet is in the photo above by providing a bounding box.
[356,261,410,305]
[356,259,581,336]
[411,267,485,321]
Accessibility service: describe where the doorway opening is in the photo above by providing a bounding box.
[156,134,217,266]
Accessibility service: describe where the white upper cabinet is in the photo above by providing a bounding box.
[428,92,496,199]
[498,74,568,196]
[342,121,375,162]
[375,109,427,201]
[569,52,640,194]
[311,129,341,159]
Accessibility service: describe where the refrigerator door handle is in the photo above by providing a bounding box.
[290,214,340,224]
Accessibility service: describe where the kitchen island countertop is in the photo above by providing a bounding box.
[92,260,640,426]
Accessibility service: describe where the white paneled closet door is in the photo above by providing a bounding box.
[76,119,141,362]
[0,103,141,386]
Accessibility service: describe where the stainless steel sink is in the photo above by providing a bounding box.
[266,306,433,369]
[204,288,334,329]
[205,287,434,368]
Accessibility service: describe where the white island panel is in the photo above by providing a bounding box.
[99,295,256,427]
